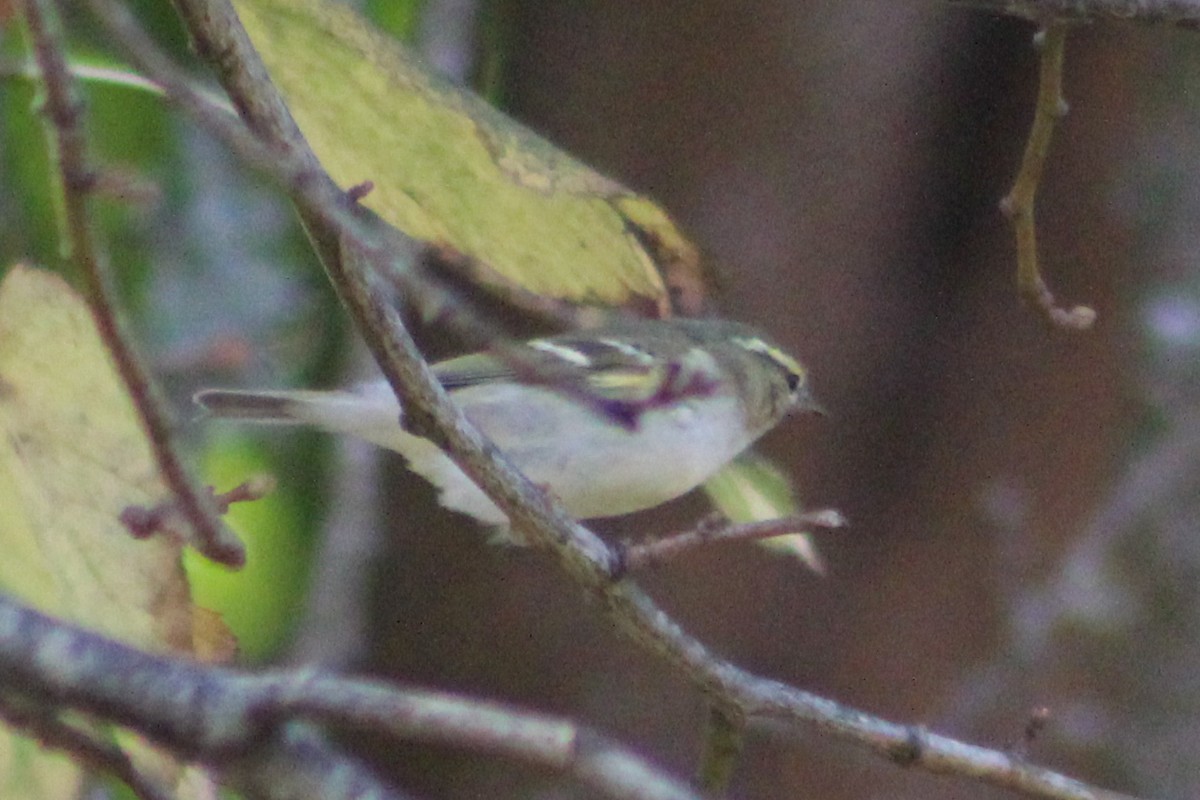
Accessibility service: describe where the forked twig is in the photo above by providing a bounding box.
[1000,23,1097,330]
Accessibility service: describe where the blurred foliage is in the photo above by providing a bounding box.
[0,266,216,799]
[186,434,314,659]
[364,0,424,41]
[0,0,366,667]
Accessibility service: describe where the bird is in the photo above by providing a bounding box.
[195,317,821,532]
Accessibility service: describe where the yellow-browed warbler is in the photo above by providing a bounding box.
[195,318,821,531]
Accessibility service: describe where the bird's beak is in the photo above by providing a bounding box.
[794,384,828,417]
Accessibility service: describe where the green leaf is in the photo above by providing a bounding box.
[230,0,707,311]
[703,453,824,572]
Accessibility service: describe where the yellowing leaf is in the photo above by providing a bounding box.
[0,266,192,645]
[0,266,210,797]
[0,739,78,800]
[231,0,707,311]
[702,453,824,573]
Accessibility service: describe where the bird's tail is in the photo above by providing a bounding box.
[195,385,509,528]
[193,385,403,445]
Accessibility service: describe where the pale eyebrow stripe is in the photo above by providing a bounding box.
[529,340,592,366]
[732,336,803,376]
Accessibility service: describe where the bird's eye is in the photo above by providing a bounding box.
[786,372,801,392]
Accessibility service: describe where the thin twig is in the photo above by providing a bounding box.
[0,605,411,800]
[0,695,176,800]
[82,1,1147,797]
[224,721,418,800]
[19,0,245,567]
[620,510,847,574]
[276,673,709,800]
[999,23,1096,331]
[948,0,1200,27]
[121,476,276,542]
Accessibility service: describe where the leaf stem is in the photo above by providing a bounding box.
[697,705,744,795]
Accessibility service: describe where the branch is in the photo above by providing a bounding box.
[0,595,272,783]
[0,593,705,800]
[121,476,276,543]
[948,0,1200,27]
[82,1,1147,797]
[18,0,245,567]
[619,511,846,574]
[0,695,176,800]
[1000,23,1096,330]
[276,675,708,800]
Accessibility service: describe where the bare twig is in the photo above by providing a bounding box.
[1000,23,1096,330]
[0,696,176,800]
[121,476,276,543]
[0,594,704,800]
[948,0,1200,27]
[77,1,1147,797]
[620,510,847,574]
[19,0,245,567]
[223,721,418,800]
[276,673,711,800]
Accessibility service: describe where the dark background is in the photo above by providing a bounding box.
[369,5,1199,798]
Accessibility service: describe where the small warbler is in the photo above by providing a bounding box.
[195,318,820,531]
